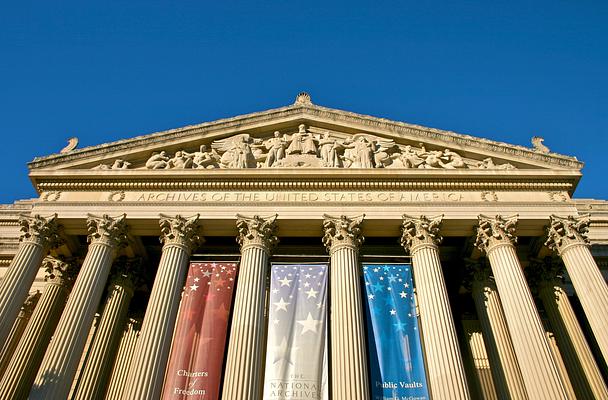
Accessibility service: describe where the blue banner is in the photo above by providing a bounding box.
[362,264,429,400]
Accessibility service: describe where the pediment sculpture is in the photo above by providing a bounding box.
[92,124,517,171]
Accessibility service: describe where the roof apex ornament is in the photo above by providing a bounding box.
[531,136,550,154]
[60,137,79,154]
[294,91,312,105]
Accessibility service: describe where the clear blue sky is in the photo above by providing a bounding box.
[1,1,606,203]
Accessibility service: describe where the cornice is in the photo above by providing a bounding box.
[30,168,580,193]
[27,103,583,170]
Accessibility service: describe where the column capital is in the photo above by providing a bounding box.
[236,214,279,252]
[544,214,590,255]
[159,214,203,252]
[463,258,493,288]
[42,256,79,289]
[526,257,564,294]
[86,214,129,248]
[322,214,365,253]
[18,291,41,319]
[475,214,518,253]
[109,257,145,297]
[18,214,63,250]
[400,214,443,253]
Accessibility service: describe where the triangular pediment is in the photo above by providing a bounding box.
[28,95,583,174]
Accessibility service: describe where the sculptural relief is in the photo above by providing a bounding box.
[123,126,520,171]
[93,159,131,170]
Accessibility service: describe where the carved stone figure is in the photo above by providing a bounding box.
[419,150,445,169]
[300,125,317,155]
[145,151,170,169]
[398,145,425,168]
[474,157,516,170]
[167,151,193,169]
[343,137,375,168]
[318,132,342,167]
[532,136,550,154]
[192,145,219,169]
[92,159,131,170]
[286,126,304,155]
[441,149,466,169]
[60,137,78,153]
[264,131,287,167]
[213,134,260,169]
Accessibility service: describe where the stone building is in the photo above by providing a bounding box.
[0,93,606,399]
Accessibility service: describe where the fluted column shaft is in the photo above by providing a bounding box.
[330,244,369,399]
[73,269,135,400]
[323,214,368,400]
[413,246,470,398]
[545,214,608,365]
[105,318,141,400]
[402,214,470,399]
[222,214,277,400]
[539,280,608,399]
[223,245,269,399]
[122,214,201,400]
[471,275,527,399]
[558,245,608,362]
[476,215,567,399]
[30,214,128,400]
[0,291,40,377]
[0,215,61,347]
[0,257,77,400]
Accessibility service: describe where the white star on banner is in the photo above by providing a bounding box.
[202,270,212,278]
[279,277,292,287]
[189,284,199,291]
[274,297,290,312]
[305,288,318,299]
[400,291,407,298]
[390,309,396,316]
[297,312,321,334]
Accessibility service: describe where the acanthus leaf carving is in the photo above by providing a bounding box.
[400,214,443,253]
[19,214,64,250]
[235,214,279,252]
[86,214,129,249]
[159,214,203,251]
[322,214,365,253]
[42,255,80,289]
[544,214,590,254]
[474,214,519,253]
[19,291,41,318]
[525,256,565,295]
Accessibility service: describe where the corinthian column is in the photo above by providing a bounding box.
[545,214,608,365]
[73,258,141,400]
[466,260,527,399]
[122,214,202,400]
[0,214,62,347]
[475,215,567,399]
[30,214,128,400]
[0,291,41,376]
[401,215,470,399]
[222,214,278,400]
[0,256,78,400]
[322,214,368,400]
[528,257,608,400]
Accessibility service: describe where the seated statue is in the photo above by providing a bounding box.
[193,145,220,169]
[145,151,170,169]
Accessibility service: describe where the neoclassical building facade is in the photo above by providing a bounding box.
[0,93,606,399]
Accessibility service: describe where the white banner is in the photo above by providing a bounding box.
[262,264,329,400]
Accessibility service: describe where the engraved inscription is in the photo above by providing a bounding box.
[128,191,467,203]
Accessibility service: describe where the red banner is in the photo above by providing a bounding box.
[162,262,239,400]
